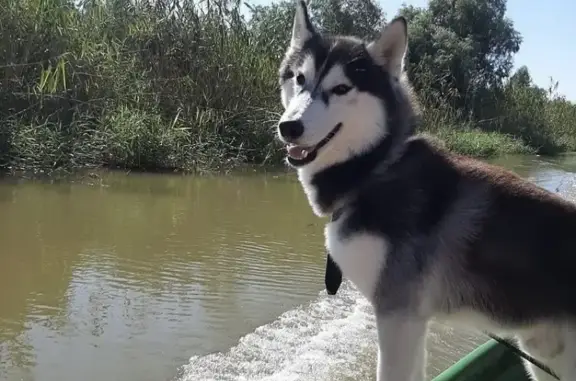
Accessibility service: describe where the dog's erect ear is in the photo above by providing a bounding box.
[291,0,315,48]
[367,16,408,78]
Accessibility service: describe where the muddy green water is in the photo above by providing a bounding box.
[1,154,576,381]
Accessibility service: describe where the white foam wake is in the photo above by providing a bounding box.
[178,281,377,381]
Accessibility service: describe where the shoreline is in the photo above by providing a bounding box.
[1,130,567,182]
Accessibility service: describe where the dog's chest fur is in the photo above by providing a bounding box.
[325,212,388,300]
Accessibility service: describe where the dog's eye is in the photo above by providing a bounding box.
[331,84,352,95]
[296,73,306,86]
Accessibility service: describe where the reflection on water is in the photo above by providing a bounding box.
[1,153,576,381]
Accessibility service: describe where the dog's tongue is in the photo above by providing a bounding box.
[287,145,308,160]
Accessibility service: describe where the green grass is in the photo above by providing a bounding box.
[0,0,574,176]
[428,129,534,158]
[417,101,534,158]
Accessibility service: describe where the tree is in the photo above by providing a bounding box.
[247,0,385,58]
[399,0,522,114]
[307,0,384,39]
[509,66,532,88]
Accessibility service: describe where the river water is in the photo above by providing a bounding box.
[2,154,576,381]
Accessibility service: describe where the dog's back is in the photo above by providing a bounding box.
[343,136,576,324]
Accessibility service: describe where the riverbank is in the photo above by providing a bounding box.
[0,125,535,177]
[0,101,543,177]
[0,112,552,177]
[3,96,537,177]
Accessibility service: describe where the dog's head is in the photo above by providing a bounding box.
[277,1,413,170]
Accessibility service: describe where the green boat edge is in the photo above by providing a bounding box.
[431,339,531,381]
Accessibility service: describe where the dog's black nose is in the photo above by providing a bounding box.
[279,120,304,140]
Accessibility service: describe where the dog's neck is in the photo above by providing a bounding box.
[297,131,411,217]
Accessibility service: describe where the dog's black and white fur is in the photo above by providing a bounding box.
[276,2,576,380]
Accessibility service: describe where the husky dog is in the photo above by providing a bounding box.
[276,1,576,380]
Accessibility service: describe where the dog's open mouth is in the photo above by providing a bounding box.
[286,123,342,166]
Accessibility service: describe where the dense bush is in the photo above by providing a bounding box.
[0,0,574,175]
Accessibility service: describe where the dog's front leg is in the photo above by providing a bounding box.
[376,313,428,381]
